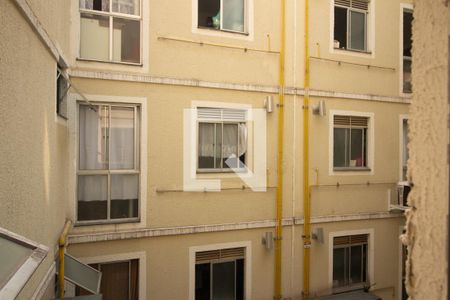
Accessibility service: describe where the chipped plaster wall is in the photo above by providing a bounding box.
[405,1,449,299]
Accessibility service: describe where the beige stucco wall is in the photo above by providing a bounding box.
[405,1,449,299]
[68,218,403,300]
[0,1,70,298]
[69,0,412,98]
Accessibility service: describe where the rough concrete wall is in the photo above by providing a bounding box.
[404,1,449,299]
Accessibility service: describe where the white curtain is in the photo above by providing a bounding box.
[110,107,135,169]
[223,124,238,158]
[112,0,140,15]
[222,0,245,32]
[79,105,107,170]
[78,105,137,203]
[199,123,215,157]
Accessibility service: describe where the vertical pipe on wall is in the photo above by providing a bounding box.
[274,0,286,298]
[58,220,72,299]
[302,0,311,298]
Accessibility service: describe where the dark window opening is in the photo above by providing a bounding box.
[334,6,348,49]
[198,0,220,29]
[56,67,69,119]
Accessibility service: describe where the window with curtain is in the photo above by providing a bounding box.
[333,115,369,170]
[76,259,139,300]
[333,234,368,291]
[197,107,247,172]
[77,103,140,223]
[79,0,141,63]
[197,0,246,33]
[334,0,369,51]
[195,248,245,300]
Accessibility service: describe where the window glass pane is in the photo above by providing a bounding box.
[350,129,364,167]
[403,11,413,57]
[112,18,140,63]
[198,0,220,28]
[80,13,110,61]
[350,11,366,50]
[79,105,108,170]
[334,128,347,167]
[403,58,412,93]
[77,175,108,221]
[111,174,138,219]
[333,248,347,287]
[223,123,238,168]
[222,0,245,32]
[236,259,244,300]
[100,262,130,300]
[402,119,409,180]
[198,123,215,169]
[80,0,110,12]
[0,236,33,289]
[110,107,135,169]
[215,124,222,169]
[112,0,139,15]
[195,263,211,300]
[334,6,347,49]
[212,261,235,300]
[350,245,363,284]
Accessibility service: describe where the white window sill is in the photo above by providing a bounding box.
[76,57,143,67]
[197,26,249,36]
[333,47,371,55]
[333,167,371,172]
[75,218,140,227]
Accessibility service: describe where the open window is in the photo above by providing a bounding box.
[333,0,369,52]
[402,8,413,93]
[197,0,246,33]
[79,0,141,64]
[76,259,139,300]
[197,107,247,173]
[56,66,69,119]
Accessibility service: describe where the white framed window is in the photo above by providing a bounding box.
[329,229,374,294]
[196,0,247,34]
[0,227,48,300]
[77,102,141,224]
[329,110,374,175]
[400,5,413,94]
[197,107,248,173]
[189,241,251,300]
[399,115,409,181]
[79,0,142,64]
[333,0,371,52]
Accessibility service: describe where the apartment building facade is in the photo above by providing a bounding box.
[0,0,413,299]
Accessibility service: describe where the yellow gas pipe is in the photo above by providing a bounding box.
[58,220,72,299]
[302,0,311,298]
[274,0,286,299]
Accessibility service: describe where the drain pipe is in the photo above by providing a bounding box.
[274,0,286,299]
[302,0,311,298]
[58,220,72,299]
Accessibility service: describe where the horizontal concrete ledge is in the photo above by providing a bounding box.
[68,211,403,244]
[70,70,411,104]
